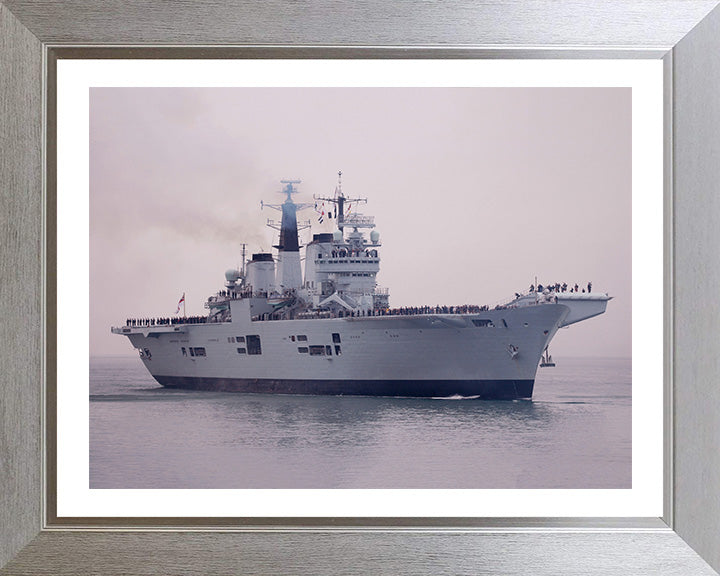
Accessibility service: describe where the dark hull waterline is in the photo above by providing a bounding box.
[154,375,535,400]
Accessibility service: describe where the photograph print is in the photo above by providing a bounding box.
[89,84,631,490]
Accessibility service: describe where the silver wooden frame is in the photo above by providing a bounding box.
[2,2,720,574]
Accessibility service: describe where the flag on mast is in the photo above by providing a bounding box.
[176,293,185,314]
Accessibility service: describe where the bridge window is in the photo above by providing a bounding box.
[326,345,332,355]
[246,335,262,355]
[332,333,341,343]
[297,335,308,341]
[335,345,342,355]
[472,319,494,327]
[181,347,187,356]
[298,347,308,353]
[236,336,245,342]
[308,345,325,356]
[237,347,246,354]
[193,347,206,357]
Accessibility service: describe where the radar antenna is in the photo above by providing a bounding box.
[262,179,314,212]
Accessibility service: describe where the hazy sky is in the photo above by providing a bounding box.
[90,87,631,357]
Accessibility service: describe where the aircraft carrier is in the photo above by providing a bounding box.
[112,174,611,399]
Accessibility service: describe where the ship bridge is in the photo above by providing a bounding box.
[314,253,380,273]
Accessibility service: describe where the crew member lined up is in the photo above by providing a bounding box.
[528,281,593,294]
[125,316,207,327]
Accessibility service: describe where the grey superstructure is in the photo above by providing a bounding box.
[112,175,611,399]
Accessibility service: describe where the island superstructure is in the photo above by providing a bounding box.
[112,174,611,399]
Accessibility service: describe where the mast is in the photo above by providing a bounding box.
[278,180,301,252]
[263,180,311,292]
[240,243,247,279]
[315,171,368,232]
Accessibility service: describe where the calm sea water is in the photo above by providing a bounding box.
[89,356,631,489]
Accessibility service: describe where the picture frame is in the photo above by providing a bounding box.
[2,1,719,574]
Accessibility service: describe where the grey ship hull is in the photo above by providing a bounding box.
[118,302,569,400]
